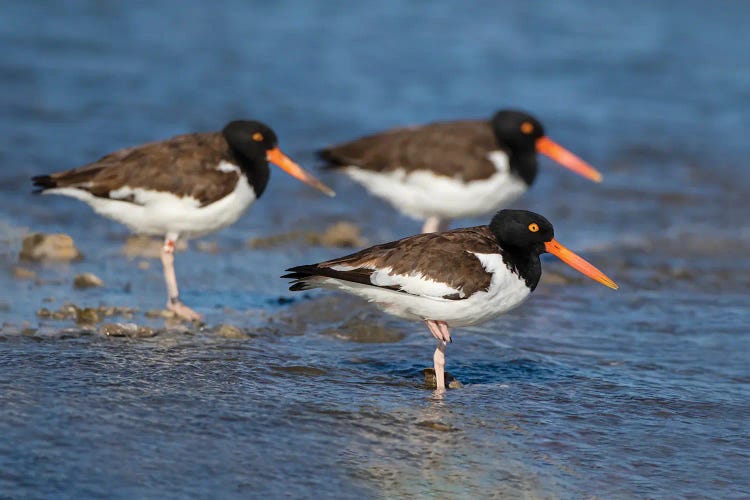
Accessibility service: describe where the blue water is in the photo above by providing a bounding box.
[1,0,749,498]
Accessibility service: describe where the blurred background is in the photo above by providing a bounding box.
[1,1,748,498]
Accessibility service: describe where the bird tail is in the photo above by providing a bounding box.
[282,265,325,291]
[31,175,57,194]
[316,148,349,170]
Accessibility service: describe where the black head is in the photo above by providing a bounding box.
[221,120,335,199]
[490,109,603,185]
[489,209,553,253]
[222,120,279,159]
[489,209,619,291]
[490,110,545,152]
[489,110,545,185]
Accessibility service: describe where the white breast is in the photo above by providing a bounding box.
[343,151,528,220]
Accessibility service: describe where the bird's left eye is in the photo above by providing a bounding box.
[521,122,534,134]
[252,132,264,142]
[528,222,539,232]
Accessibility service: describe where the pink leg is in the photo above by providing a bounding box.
[422,217,451,233]
[433,340,447,390]
[425,319,451,343]
[422,217,442,233]
[425,320,451,390]
[161,234,202,322]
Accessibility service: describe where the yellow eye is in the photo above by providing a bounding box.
[528,222,539,232]
[252,132,264,142]
[521,122,534,134]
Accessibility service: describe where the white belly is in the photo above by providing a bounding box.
[312,253,532,327]
[342,151,528,220]
[45,174,256,238]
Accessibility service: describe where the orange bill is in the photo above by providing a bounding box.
[535,136,603,183]
[544,238,618,289]
[267,147,336,197]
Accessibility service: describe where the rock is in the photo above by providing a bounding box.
[75,307,101,324]
[145,309,177,319]
[36,307,52,318]
[19,233,82,262]
[99,323,156,338]
[73,272,104,289]
[311,222,364,248]
[37,303,137,322]
[423,368,464,389]
[247,232,306,249]
[416,420,457,432]
[248,221,364,250]
[13,267,36,280]
[123,235,187,258]
[216,324,249,339]
[321,314,406,343]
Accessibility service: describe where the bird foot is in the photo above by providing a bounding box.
[167,300,202,322]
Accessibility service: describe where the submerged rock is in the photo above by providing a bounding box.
[73,272,104,289]
[36,303,137,322]
[145,309,178,319]
[75,307,101,324]
[423,368,464,389]
[247,231,305,249]
[123,235,187,258]
[13,267,36,280]
[247,221,365,249]
[216,324,249,339]
[99,322,156,338]
[19,233,82,262]
[309,222,364,248]
[416,420,458,432]
[321,314,406,343]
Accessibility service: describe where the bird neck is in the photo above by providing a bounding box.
[498,245,542,291]
[232,149,271,199]
[507,150,538,186]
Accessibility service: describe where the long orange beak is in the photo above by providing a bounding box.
[544,238,618,289]
[535,136,602,183]
[267,147,335,197]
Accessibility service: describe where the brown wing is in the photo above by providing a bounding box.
[284,226,499,299]
[318,120,499,182]
[33,132,241,206]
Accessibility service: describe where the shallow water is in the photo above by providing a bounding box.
[1,0,749,498]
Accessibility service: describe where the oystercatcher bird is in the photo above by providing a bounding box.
[319,109,602,233]
[284,209,617,389]
[33,120,335,321]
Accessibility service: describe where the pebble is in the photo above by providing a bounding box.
[36,303,138,322]
[248,221,365,249]
[73,272,104,289]
[13,267,36,280]
[216,324,249,339]
[99,323,156,338]
[19,233,82,262]
[310,222,365,248]
[75,307,101,324]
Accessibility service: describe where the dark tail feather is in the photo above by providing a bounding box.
[282,265,321,291]
[316,148,349,170]
[31,175,57,193]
